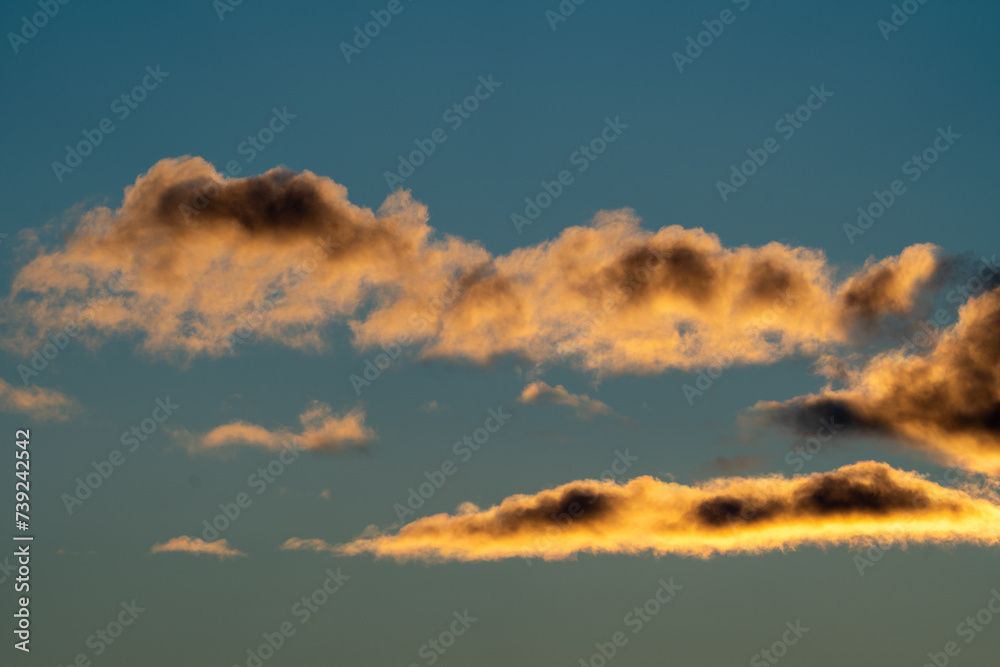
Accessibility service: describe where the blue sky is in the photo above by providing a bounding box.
[1,0,999,665]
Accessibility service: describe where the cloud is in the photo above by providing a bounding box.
[280,537,339,554]
[837,244,948,331]
[3,157,486,360]
[180,401,374,453]
[0,379,79,421]
[150,536,245,559]
[325,462,1000,562]
[3,157,956,374]
[517,381,612,419]
[757,288,1000,475]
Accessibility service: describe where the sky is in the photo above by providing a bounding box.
[1,0,1000,665]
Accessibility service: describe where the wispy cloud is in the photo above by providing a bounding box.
[517,381,613,419]
[150,536,245,559]
[0,379,79,421]
[178,401,374,453]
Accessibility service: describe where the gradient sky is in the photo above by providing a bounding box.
[2,0,1000,666]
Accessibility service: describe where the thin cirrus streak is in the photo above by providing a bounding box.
[757,288,1000,476]
[283,461,1000,562]
[149,536,245,559]
[0,378,79,421]
[4,156,955,374]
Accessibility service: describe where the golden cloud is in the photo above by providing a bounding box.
[4,157,954,374]
[517,380,612,419]
[0,379,79,421]
[150,536,245,559]
[757,289,1000,475]
[177,401,373,453]
[318,462,1000,562]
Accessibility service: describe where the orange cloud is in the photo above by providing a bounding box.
[3,157,955,374]
[322,462,1000,562]
[517,381,612,419]
[758,288,1000,475]
[0,379,79,421]
[150,536,245,559]
[179,401,374,453]
[837,244,943,329]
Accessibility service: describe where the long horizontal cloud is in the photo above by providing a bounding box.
[150,536,245,559]
[757,288,1000,475]
[176,401,374,453]
[291,461,1000,562]
[4,157,954,373]
[0,379,79,421]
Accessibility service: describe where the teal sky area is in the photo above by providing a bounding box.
[1,0,999,665]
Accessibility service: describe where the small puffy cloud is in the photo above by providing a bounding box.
[150,536,245,559]
[0,379,79,421]
[517,381,612,419]
[180,402,374,453]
